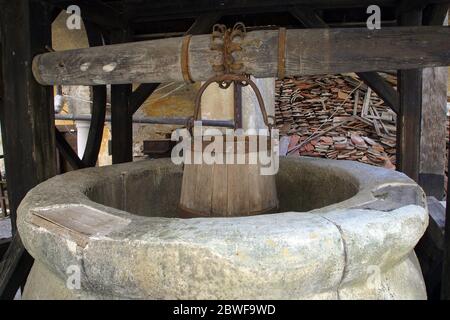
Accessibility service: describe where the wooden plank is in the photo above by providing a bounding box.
[55,128,85,170]
[179,164,198,212]
[211,163,228,216]
[396,8,423,183]
[419,67,448,198]
[30,205,130,238]
[32,26,450,86]
[418,4,449,198]
[193,163,214,214]
[227,164,250,216]
[0,0,57,300]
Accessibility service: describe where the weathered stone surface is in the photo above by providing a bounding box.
[17,158,428,299]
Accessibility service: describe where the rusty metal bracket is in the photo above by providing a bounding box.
[210,22,246,88]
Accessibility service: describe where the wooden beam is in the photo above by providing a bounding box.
[0,235,33,300]
[0,0,56,300]
[128,13,222,115]
[417,4,448,198]
[357,72,399,113]
[0,238,11,261]
[111,83,133,164]
[290,6,328,27]
[110,30,133,164]
[0,0,56,232]
[418,67,448,198]
[423,3,449,25]
[443,142,450,299]
[186,12,222,34]
[32,26,450,86]
[129,83,159,114]
[396,7,423,182]
[55,128,85,170]
[123,0,450,21]
[290,6,399,113]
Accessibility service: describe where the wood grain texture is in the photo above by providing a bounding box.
[0,0,56,299]
[419,67,448,197]
[180,156,278,217]
[33,26,450,85]
[396,8,423,183]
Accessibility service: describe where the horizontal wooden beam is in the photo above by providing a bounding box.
[290,7,400,113]
[124,0,449,20]
[33,26,450,86]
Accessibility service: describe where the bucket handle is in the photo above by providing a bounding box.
[190,74,275,132]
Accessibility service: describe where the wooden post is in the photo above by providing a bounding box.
[0,0,56,299]
[396,8,423,182]
[419,68,448,198]
[418,5,449,199]
[443,129,450,300]
[111,30,133,164]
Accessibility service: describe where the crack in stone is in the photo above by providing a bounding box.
[319,215,348,300]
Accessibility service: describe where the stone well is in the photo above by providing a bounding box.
[17,157,428,300]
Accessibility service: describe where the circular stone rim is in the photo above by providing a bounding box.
[17,157,428,299]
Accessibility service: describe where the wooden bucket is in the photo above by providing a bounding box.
[178,74,279,218]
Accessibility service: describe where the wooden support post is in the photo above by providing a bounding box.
[418,4,449,198]
[396,8,423,182]
[0,0,56,299]
[419,67,448,198]
[110,30,133,164]
[111,83,133,164]
[443,131,450,299]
